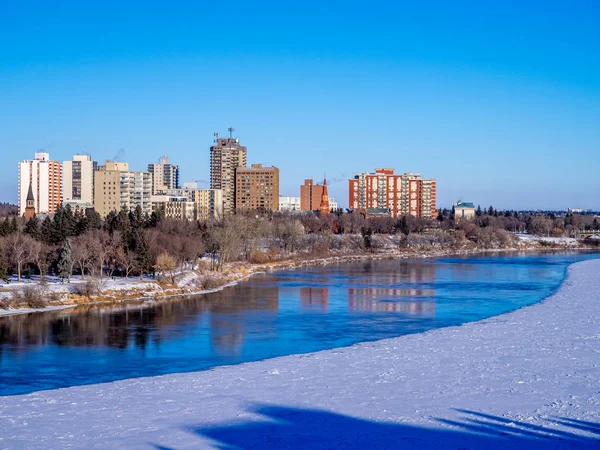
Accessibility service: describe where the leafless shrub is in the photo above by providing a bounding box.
[72,280,99,298]
[0,296,15,310]
[10,286,48,309]
[200,275,226,290]
[249,250,270,264]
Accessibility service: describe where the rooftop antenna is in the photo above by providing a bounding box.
[213,132,219,143]
[228,127,235,139]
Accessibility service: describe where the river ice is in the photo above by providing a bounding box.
[0,259,599,449]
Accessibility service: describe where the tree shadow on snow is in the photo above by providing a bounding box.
[179,403,600,449]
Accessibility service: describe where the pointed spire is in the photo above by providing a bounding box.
[319,174,330,215]
[26,182,34,202]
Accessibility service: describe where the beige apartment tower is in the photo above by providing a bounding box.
[94,161,152,218]
[210,137,247,214]
[235,164,279,211]
[148,156,180,194]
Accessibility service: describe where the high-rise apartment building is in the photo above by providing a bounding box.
[300,179,324,211]
[18,152,62,216]
[62,154,96,204]
[235,164,279,211]
[210,137,247,214]
[94,161,152,218]
[348,168,436,218]
[148,156,180,194]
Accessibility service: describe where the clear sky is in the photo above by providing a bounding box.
[1,1,598,210]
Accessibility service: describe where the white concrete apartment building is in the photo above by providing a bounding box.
[18,152,61,216]
[94,161,152,217]
[279,196,301,211]
[62,154,96,205]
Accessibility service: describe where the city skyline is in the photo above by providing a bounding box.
[1,2,599,210]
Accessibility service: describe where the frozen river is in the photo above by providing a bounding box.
[0,251,597,396]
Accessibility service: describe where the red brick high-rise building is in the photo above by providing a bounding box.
[235,164,279,211]
[348,168,436,218]
[300,179,324,211]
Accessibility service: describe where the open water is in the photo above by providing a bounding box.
[0,252,597,396]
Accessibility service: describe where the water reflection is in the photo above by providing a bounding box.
[347,260,436,315]
[0,252,597,395]
[300,287,329,312]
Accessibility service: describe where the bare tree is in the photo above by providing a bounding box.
[114,247,136,278]
[29,239,50,280]
[72,234,95,280]
[3,233,34,282]
[88,230,117,280]
[155,252,177,284]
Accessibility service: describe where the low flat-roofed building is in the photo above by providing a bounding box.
[279,196,301,211]
[151,195,196,221]
[454,201,476,220]
[159,187,223,221]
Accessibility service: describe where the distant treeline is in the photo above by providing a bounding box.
[0,204,598,289]
[0,203,18,218]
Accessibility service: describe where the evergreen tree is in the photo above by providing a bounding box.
[57,239,73,282]
[148,210,161,228]
[116,207,132,236]
[86,209,103,230]
[487,205,494,216]
[0,220,10,237]
[9,217,18,233]
[24,216,41,240]
[104,210,118,234]
[51,205,76,243]
[0,247,8,282]
[476,205,482,217]
[395,216,410,236]
[133,229,153,278]
[361,227,373,249]
[41,216,53,244]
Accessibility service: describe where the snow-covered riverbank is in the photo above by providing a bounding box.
[1,259,599,449]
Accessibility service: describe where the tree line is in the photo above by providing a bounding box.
[1,204,598,286]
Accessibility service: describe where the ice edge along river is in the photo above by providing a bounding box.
[1,259,599,449]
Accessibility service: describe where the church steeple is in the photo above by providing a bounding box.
[319,175,330,216]
[24,182,36,220]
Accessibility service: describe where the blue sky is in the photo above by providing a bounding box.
[1,1,598,210]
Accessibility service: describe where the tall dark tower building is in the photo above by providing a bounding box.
[210,131,247,214]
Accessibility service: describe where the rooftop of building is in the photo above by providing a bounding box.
[237,164,278,171]
[454,201,475,209]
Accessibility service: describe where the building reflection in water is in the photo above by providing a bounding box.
[347,261,436,316]
[210,284,279,356]
[299,287,329,312]
[0,283,280,357]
